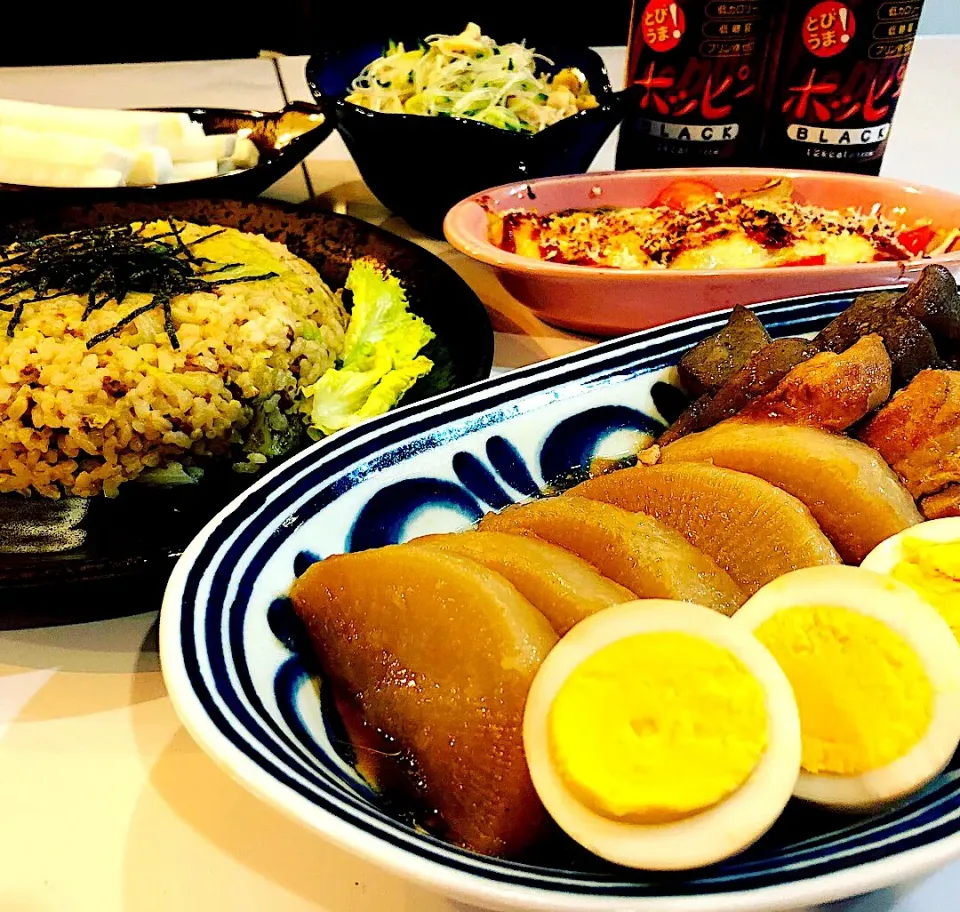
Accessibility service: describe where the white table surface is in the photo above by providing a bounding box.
[0,38,959,912]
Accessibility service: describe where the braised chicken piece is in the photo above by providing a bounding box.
[814,266,960,386]
[661,265,960,446]
[738,335,892,432]
[859,370,960,518]
[921,486,960,520]
[816,293,940,387]
[660,338,818,444]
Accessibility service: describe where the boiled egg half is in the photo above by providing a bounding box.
[734,565,960,811]
[523,600,801,870]
[862,517,960,643]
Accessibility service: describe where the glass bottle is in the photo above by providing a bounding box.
[616,0,781,169]
[758,0,927,174]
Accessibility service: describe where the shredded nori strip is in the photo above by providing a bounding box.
[8,301,24,335]
[84,300,161,349]
[0,221,278,346]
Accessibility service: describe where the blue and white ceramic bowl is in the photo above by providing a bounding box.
[161,287,960,911]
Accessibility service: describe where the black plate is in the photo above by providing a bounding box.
[0,103,333,213]
[0,198,493,590]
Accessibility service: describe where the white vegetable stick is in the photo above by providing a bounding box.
[126,146,174,186]
[217,159,237,175]
[138,112,194,147]
[0,98,161,147]
[219,133,238,158]
[183,120,207,141]
[73,168,125,188]
[167,132,236,162]
[0,157,123,188]
[230,137,260,169]
[85,105,194,143]
[51,104,194,145]
[169,160,218,182]
[0,125,133,178]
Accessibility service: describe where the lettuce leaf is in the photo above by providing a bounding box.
[342,258,435,366]
[305,346,393,436]
[303,259,435,436]
[354,355,434,422]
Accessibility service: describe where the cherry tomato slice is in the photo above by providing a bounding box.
[653,179,719,210]
[782,254,827,267]
[897,225,937,257]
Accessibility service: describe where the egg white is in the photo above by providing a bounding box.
[523,600,801,871]
[862,517,960,577]
[734,565,960,811]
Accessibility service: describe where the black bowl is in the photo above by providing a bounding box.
[0,102,333,214]
[307,38,631,236]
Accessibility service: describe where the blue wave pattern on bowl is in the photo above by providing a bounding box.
[168,288,960,902]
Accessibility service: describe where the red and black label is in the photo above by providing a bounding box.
[759,0,925,174]
[617,0,779,168]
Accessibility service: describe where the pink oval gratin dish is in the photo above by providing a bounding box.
[444,168,960,336]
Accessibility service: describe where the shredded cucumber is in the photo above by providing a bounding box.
[345,23,598,134]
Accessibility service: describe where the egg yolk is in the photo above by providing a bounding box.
[755,606,933,776]
[547,632,768,824]
[892,539,960,640]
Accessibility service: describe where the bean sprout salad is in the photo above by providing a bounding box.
[345,23,599,134]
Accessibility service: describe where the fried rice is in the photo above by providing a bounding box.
[0,221,347,498]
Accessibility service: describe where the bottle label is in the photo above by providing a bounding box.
[637,118,741,140]
[767,0,923,168]
[639,0,687,52]
[801,1,856,57]
[787,122,890,144]
[619,0,776,165]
